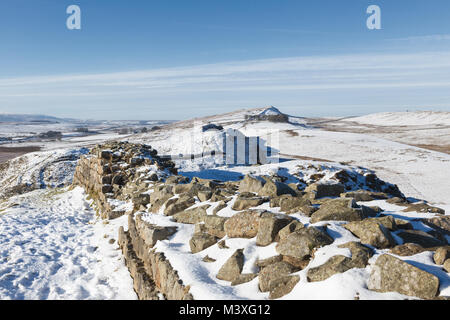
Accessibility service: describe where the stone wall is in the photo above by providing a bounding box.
[72,142,191,299]
[118,214,193,300]
[72,142,176,219]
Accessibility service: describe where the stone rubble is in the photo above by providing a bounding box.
[72,142,449,300]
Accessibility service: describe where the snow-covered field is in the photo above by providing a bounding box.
[0,107,449,300]
[350,111,450,126]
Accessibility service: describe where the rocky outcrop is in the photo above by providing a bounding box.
[238,174,296,198]
[396,230,446,248]
[305,182,345,199]
[203,215,228,238]
[172,205,209,224]
[390,243,425,256]
[278,221,304,240]
[189,233,219,253]
[271,195,316,216]
[310,198,365,223]
[217,249,245,282]
[238,174,265,194]
[268,275,300,299]
[368,254,440,299]
[276,227,334,262]
[258,261,297,292]
[231,273,258,286]
[340,190,388,201]
[258,178,297,197]
[307,255,354,282]
[338,241,373,268]
[344,218,396,249]
[307,242,373,282]
[422,216,450,235]
[434,247,450,265]
[402,203,445,215]
[232,193,267,211]
[444,259,450,273]
[224,210,261,238]
[256,212,293,246]
[135,213,177,247]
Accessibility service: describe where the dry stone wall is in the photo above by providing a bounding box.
[118,214,193,300]
[72,141,176,219]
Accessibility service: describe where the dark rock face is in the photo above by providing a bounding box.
[421,216,450,235]
[340,190,388,202]
[368,254,439,299]
[396,230,446,248]
[310,198,365,223]
[305,182,345,199]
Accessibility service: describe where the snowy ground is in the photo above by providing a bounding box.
[130,108,450,208]
[0,187,136,300]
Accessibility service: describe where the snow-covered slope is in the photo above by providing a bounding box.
[0,148,88,199]
[350,111,450,126]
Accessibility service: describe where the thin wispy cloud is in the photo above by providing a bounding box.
[0,51,449,119]
[389,34,450,42]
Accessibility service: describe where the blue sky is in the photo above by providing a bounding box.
[0,0,450,119]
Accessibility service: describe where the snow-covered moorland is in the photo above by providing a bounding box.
[0,106,449,300]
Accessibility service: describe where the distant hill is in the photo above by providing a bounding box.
[0,114,67,123]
